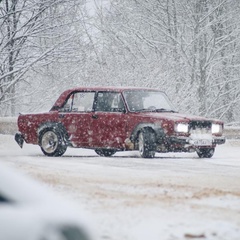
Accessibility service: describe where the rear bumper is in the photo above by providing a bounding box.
[15,132,24,148]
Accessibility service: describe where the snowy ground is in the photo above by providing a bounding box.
[0,134,240,240]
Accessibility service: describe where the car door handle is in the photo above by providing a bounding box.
[59,114,65,118]
[92,114,98,119]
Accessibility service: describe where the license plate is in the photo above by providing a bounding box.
[192,139,212,146]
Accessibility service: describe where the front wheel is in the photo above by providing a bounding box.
[138,130,156,158]
[39,129,67,157]
[196,147,215,158]
[95,149,116,157]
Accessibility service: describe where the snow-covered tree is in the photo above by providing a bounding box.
[90,0,240,123]
[0,0,87,115]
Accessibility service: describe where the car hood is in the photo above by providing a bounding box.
[135,111,221,123]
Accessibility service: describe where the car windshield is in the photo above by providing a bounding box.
[123,90,176,112]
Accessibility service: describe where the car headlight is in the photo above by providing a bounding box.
[212,124,222,134]
[175,123,189,133]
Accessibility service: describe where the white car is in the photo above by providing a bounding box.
[0,163,93,240]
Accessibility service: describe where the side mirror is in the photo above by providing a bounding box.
[121,108,127,113]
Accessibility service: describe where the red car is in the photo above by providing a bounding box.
[15,87,225,158]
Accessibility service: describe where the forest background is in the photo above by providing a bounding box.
[1,0,240,125]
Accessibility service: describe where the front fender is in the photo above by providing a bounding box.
[130,123,165,142]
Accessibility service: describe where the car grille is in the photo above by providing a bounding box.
[189,121,212,134]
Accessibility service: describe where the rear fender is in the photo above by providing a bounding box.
[37,122,69,146]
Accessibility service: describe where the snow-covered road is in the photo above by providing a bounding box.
[1,134,240,240]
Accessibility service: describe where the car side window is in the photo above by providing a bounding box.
[62,92,95,112]
[95,92,125,112]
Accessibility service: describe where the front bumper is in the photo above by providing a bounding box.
[212,137,226,145]
[169,136,226,146]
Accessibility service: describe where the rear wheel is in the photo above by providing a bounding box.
[138,130,156,158]
[39,129,67,157]
[196,147,215,158]
[95,149,116,157]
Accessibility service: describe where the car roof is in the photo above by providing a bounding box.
[51,87,164,109]
[63,86,161,92]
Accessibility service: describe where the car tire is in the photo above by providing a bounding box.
[196,147,215,158]
[95,149,116,157]
[39,128,67,157]
[138,130,156,158]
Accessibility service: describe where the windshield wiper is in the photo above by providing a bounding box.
[134,108,151,112]
[155,108,177,113]
[134,108,177,113]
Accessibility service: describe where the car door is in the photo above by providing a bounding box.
[91,91,128,149]
[58,91,96,147]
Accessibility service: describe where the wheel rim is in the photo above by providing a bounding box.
[41,131,58,154]
[138,132,144,155]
